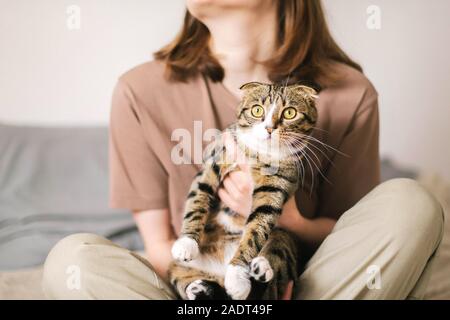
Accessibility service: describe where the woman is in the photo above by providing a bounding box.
[43,0,443,299]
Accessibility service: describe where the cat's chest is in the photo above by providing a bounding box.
[215,210,246,234]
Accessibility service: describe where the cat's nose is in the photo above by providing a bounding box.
[265,127,273,134]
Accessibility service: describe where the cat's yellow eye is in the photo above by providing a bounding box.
[283,107,297,120]
[251,105,264,118]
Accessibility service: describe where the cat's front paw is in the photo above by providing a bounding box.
[186,280,210,300]
[224,265,251,300]
[249,256,274,283]
[171,237,199,262]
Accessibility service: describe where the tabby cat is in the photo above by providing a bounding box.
[169,82,318,300]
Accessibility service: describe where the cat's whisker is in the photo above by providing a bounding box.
[311,127,330,134]
[285,141,315,195]
[290,143,319,186]
[283,135,334,188]
[292,141,322,170]
[298,148,315,197]
[283,140,304,177]
[284,144,298,181]
[300,135,348,157]
[284,141,305,188]
[289,140,332,185]
[281,134,336,168]
[285,132,348,157]
[297,138,336,169]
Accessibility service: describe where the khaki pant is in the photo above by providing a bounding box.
[42,179,444,300]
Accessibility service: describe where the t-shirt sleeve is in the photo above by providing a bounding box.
[317,89,380,219]
[109,79,169,211]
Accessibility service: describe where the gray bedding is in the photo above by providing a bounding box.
[0,124,143,270]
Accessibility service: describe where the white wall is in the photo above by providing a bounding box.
[323,0,450,179]
[1,0,449,179]
[0,0,185,125]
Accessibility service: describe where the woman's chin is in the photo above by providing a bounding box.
[186,0,266,20]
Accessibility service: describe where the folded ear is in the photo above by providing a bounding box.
[289,84,320,99]
[239,82,267,91]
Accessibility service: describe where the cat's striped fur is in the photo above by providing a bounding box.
[169,82,318,300]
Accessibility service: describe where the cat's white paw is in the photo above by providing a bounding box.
[186,280,208,300]
[249,256,274,283]
[171,237,199,262]
[224,265,251,300]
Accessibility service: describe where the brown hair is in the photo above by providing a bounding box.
[154,0,362,88]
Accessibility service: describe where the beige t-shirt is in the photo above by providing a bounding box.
[109,61,380,235]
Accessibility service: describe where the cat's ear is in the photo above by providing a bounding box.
[239,82,267,91]
[290,84,320,99]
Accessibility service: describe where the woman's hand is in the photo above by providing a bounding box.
[218,163,254,217]
[277,197,303,231]
[218,133,254,217]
